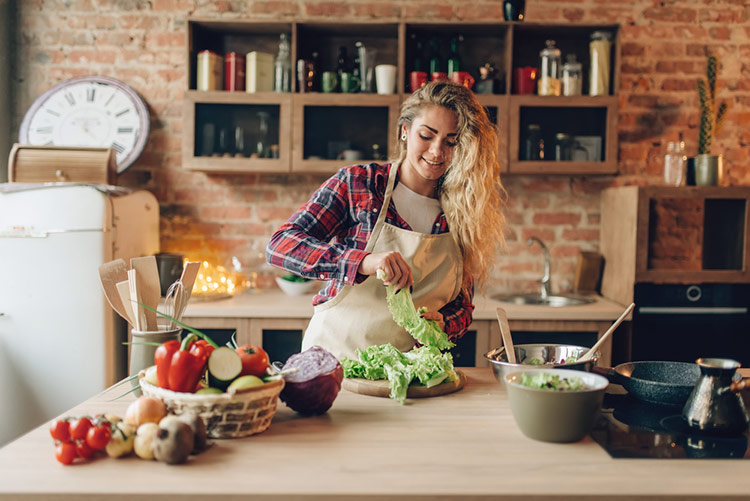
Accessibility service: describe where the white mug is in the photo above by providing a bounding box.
[375,64,397,95]
[338,149,362,161]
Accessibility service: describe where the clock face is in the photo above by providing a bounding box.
[19,76,150,174]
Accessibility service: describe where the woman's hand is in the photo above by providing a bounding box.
[358,251,413,292]
[420,310,445,332]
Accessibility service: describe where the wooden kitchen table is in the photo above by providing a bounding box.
[2,368,747,500]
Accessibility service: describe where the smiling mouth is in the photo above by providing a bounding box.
[422,157,443,166]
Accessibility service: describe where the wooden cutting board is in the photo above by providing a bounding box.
[342,370,466,399]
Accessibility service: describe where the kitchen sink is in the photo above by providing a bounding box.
[492,293,596,307]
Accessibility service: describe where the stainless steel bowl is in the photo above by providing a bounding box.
[484,344,599,386]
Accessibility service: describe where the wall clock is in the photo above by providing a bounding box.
[19,75,150,174]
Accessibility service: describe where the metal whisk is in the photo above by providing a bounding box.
[164,279,187,330]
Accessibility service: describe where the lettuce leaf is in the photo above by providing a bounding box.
[376,269,455,350]
[342,343,456,404]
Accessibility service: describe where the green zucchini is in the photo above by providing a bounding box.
[207,347,243,390]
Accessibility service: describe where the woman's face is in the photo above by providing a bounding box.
[401,105,458,195]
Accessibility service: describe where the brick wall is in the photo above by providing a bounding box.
[11,0,750,295]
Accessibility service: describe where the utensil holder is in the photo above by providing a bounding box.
[129,328,182,376]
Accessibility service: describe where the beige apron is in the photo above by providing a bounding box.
[302,162,463,361]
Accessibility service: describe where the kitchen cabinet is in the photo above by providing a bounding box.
[183,19,619,175]
[181,292,625,367]
[601,186,750,305]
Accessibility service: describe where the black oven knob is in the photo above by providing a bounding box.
[686,285,702,302]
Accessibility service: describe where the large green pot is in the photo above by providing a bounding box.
[694,154,723,186]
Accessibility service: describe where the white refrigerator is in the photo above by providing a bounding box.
[0,183,159,447]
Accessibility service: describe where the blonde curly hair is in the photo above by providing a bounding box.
[393,81,506,291]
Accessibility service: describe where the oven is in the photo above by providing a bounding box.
[631,283,750,366]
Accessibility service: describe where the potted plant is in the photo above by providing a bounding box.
[694,54,729,186]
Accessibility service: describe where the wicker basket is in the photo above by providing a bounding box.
[138,374,285,439]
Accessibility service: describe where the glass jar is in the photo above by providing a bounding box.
[522,124,544,161]
[538,40,561,96]
[561,54,582,96]
[589,31,612,96]
[663,139,686,186]
[553,132,573,161]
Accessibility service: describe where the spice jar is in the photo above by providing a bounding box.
[589,31,612,96]
[553,132,573,161]
[522,124,544,161]
[561,54,582,96]
[538,40,561,96]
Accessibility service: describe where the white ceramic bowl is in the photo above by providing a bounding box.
[505,368,609,443]
[275,276,317,296]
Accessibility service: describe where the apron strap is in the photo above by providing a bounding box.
[365,161,399,253]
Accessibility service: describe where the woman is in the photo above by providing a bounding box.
[266,81,505,360]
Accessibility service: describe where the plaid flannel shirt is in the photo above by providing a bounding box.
[266,162,474,341]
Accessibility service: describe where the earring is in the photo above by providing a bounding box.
[401,133,407,141]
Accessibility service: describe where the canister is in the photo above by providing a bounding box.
[197,50,223,91]
[589,31,612,96]
[562,54,582,96]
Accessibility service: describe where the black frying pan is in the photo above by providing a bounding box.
[594,361,700,407]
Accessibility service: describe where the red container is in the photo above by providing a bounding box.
[224,52,246,92]
[513,66,538,94]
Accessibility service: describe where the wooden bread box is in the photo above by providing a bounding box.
[8,143,117,185]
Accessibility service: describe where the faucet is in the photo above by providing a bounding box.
[527,237,551,299]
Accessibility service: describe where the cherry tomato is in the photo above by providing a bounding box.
[235,344,270,378]
[85,425,111,450]
[55,442,78,465]
[69,417,93,441]
[74,440,95,459]
[49,419,71,443]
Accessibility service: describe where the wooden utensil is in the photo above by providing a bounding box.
[98,259,130,323]
[579,302,635,362]
[127,268,144,331]
[131,256,160,331]
[178,261,201,309]
[496,307,516,364]
[115,280,135,327]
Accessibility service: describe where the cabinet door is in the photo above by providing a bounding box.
[183,91,292,172]
[292,93,399,173]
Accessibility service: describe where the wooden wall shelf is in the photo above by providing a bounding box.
[183,19,620,176]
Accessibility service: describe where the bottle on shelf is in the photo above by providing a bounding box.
[538,40,561,96]
[663,133,686,186]
[274,33,292,93]
[428,37,443,76]
[336,46,348,77]
[447,36,462,76]
[255,112,270,158]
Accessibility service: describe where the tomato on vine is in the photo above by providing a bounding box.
[55,442,78,465]
[69,417,93,441]
[49,419,71,443]
[85,425,111,451]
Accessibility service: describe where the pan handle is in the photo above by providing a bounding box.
[592,365,622,384]
[723,378,750,394]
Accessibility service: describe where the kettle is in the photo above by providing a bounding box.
[681,358,750,435]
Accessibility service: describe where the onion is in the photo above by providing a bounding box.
[125,396,168,427]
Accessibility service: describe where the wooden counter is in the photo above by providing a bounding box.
[1,368,748,499]
[182,291,626,366]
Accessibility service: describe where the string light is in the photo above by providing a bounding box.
[189,260,249,299]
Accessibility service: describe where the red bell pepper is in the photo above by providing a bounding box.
[154,339,180,390]
[165,334,207,393]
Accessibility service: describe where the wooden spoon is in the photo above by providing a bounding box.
[131,256,160,330]
[496,307,517,364]
[98,259,130,323]
[579,302,635,362]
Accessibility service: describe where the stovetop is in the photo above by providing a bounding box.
[590,393,750,459]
